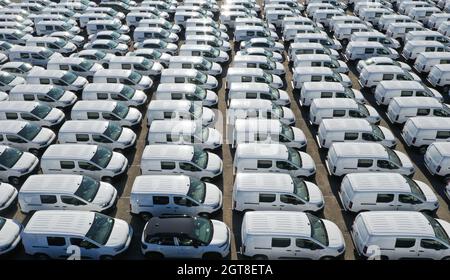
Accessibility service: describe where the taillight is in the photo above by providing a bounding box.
[437,165,441,172]
[381,97,385,103]
[233,200,236,209]
[242,245,246,253]
[348,201,353,209]
[412,137,416,144]
[363,246,368,254]
[395,114,399,121]
[322,139,326,146]
[333,166,336,173]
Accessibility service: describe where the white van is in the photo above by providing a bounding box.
[227,83,290,106]
[293,54,348,73]
[41,144,128,182]
[93,69,153,91]
[130,175,222,219]
[402,117,450,151]
[140,144,223,180]
[47,58,102,83]
[292,67,351,89]
[178,44,229,63]
[71,100,142,127]
[174,11,205,28]
[325,142,415,177]
[414,52,450,74]
[293,33,342,50]
[82,83,147,107]
[318,119,396,149]
[234,143,316,178]
[427,64,450,92]
[359,65,420,91]
[427,12,450,29]
[344,41,398,61]
[288,42,339,61]
[160,69,218,90]
[386,22,425,43]
[312,9,345,28]
[86,19,129,35]
[350,31,400,49]
[232,119,306,149]
[309,98,380,125]
[0,120,55,155]
[126,49,171,67]
[125,12,158,28]
[147,100,215,127]
[438,21,450,37]
[186,26,229,41]
[352,211,450,260]
[374,80,442,106]
[282,25,321,43]
[108,56,163,77]
[333,23,371,45]
[19,174,117,213]
[227,99,294,125]
[155,83,218,107]
[425,142,450,178]
[147,120,222,150]
[8,46,62,67]
[185,35,231,52]
[402,40,446,61]
[339,173,438,213]
[0,71,25,92]
[378,14,415,32]
[168,56,222,76]
[241,211,345,260]
[58,120,136,151]
[233,55,285,76]
[226,68,283,89]
[138,18,181,34]
[0,101,65,127]
[26,68,88,93]
[0,145,39,185]
[406,30,450,47]
[0,29,32,45]
[9,84,77,108]
[186,18,227,32]
[35,21,80,36]
[232,173,324,212]
[22,210,132,260]
[386,97,449,125]
[133,27,179,44]
[300,82,364,106]
[79,13,113,28]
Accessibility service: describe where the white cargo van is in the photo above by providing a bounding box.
[178,44,229,63]
[19,174,117,213]
[93,69,153,91]
[47,57,103,82]
[232,173,324,212]
[317,119,396,149]
[133,27,179,44]
[130,175,222,220]
[227,83,290,106]
[351,211,450,260]
[292,67,351,89]
[233,55,285,76]
[427,64,450,92]
[168,56,222,76]
[339,173,438,213]
[309,98,380,125]
[359,65,420,91]
[160,69,218,90]
[233,143,316,178]
[401,40,446,61]
[226,68,283,89]
[26,68,88,93]
[386,97,449,125]
[58,120,136,151]
[86,19,129,35]
[26,36,77,56]
[414,52,450,74]
[374,80,442,106]
[402,117,450,151]
[325,142,415,177]
[147,100,214,127]
[424,142,450,178]
[0,145,39,185]
[8,46,62,67]
[0,101,65,127]
[406,30,450,47]
[140,145,223,180]
[344,41,398,61]
[300,82,364,106]
[71,100,142,127]
[22,210,132,260]
[227,99,294,125]
[81,83,147,107]
[350,31,400,49]
[155,83,218,107]
[108,56,163,77]
[41,144,128,182]
[241,211,345,260]
[35,21,80,36]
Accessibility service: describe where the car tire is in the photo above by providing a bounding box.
[29,149,39,156]
[140,212,153,221]
[198,212,210,218]
[100,255,113,260]
[253,255,268,260]
[9,177,20,186]
[320,256,335,260]
[35,253,50,260]
[419,146,428,154]
[202,252,222,260]
[102,177,113,183]
[145,252,164,259]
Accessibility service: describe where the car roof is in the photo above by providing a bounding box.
[234,173,294,192]
[142,144,195,161]
[330,142,388,157]
[344,173,411,192]
[144,216,196,237]
[42,144,98,160]
[243,211,311,237]
[20,174,84,194]
[131,175,190,195]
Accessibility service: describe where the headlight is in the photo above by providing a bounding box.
[101,202,109,208]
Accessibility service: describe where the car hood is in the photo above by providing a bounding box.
[0,183,16,206]
[59,91,78,104]
[32,128,55,145]
[116,128,136,144]
[206,152,222,173]
[299,151,315,170]
[14,152,38,171]
[379,126,396,143]
[11,76,25,86]
[91,182,117,206]
[416,180,438,203]
[105,152,127,172]
[210,220,229,246]
[282,107,295,124]
[292,127,306,143]
[0,220,21,248]
[203,182,222,207]
[201,107,215,124]
[322,219,345,249]
[45,108,64,122]
[394,150,414,170]
[125,108,142,122]
[104,218,130,248]
[205,128,223,145]
[366,105,380,119]
[305,181,324,204]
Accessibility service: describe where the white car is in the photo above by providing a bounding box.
[236,47,284,62]
[141,216,230,259]
[0,62,40,78]
[240,38,284,53]
[0,71,25,92]
[88,31,131,45]
[83,40,128,56]
[356,56,412,73]
[133,39,178,55]
[0,182,17,211]
[0,217,22,255]
[49,31,85,48]
[71,50,115,67]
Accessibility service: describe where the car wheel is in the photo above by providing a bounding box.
[9,177,20,186]
[145,252,164,259]
[102,177,113,183]
[320,256,335,260]
[35,253,50,260]
[419,146,428,154]
[442,256,450,260]
[380,255,389,260]
[198,212,210,219]
[100,255,113,260]
[115,52,122,56]
[140,212,153,221]
[29,149,39,156]
[253,255,268,260]
[202,252,222,260]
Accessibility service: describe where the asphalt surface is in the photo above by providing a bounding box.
[2,0,450,260]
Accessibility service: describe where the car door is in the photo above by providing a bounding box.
[397,193,423,211]
[152,236,179,258]
[417,238,448,260]
[176,236,203,258]
[279,194,305,211]
[46,236,70,259]
[69,237,100,260]
[295,238,324,259]
[270,237,296,259]
[173,196,198,216]
[393,237,419,259]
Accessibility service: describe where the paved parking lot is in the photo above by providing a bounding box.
[2,0,450,260]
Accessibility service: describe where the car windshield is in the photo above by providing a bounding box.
[151,50,162,58]
[357,104,369,116]
[269,87,280,99]
[54,39,67,48]
[214,38,223,46]
[268,60,276,69]
[109,32,120,39]
[41,49,54,58]
[287,147,301,166]
[293,177,309,201]
[112,103,129,118]
[191,146,208,169]
[107,40,118,48]
[91,146,113,168]
[158,40,168,48]
[195,127,209,141]
[103,122,123,141]
[62,23,71,30]
[17,123,41,140]
[192,217,213,244]
[128,71,142,83]
[120,85,135,99]
[371,124,385,139]
[344,88,355,98]
[424,214,450,246]
[161,29,170,37]
[75,176,100,203]
[47,87,65,100]
[18,63,32,73]
[263,72,272,82]
[141,58,152,68]
[0,217,5,231]
[80,60,94,70]
[281,124,294,140]
[31,104,52,118]
[201,59,212,69]
[188,177,206,203]
[194,86,207,99]
[0,72,15,84]
[189,103,203,119]
[61,72,77,84]
[263,49,273,58]
[195,72,207,83]
[95,51,107,59]
[85,213,115,245]
[14,30,26,38]
[0,147,23,168]
[272,104,283,117]
[405,176,426,201]
[307,213,329,246]
[385,147,402,166]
